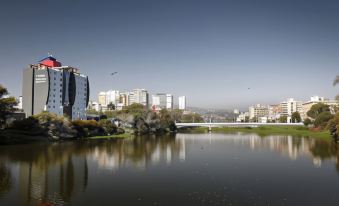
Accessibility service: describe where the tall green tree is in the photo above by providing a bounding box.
[334,75,339,101]
[107,102,115,111]
[306,103,330,119]
[291,112,302,123]
[0,85,17,128]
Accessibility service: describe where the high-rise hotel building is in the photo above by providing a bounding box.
[22,56,89,120]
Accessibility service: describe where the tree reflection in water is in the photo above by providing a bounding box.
[0,162,12,197]
[0,134,339,205]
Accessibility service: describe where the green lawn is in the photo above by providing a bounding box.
[178,126,331,139]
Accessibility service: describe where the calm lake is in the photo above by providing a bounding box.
[0,133,339,206]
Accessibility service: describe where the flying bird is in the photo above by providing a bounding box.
[111,72,118,75]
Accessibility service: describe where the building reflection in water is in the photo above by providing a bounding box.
[0,133,339,205]
[91,135,185,171]
[176,133,338,168]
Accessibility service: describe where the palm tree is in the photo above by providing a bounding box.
[334,75,339,101]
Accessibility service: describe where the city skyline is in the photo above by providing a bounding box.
[0,0,338,109]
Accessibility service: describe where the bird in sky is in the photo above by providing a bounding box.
[111,72,118,75]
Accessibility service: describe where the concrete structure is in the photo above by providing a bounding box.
[249,104,269,120]
[105,90,120,106]
[258,116,268,123]
[97,90,120,107]
[152,93,173,111]
[14,96,23,110]
[151,95,161,111]
[166,94,173,109]
[98,92,106,106]
[22,56,89,120]
[119,92,132,107]
[280,98,303,117]
[236,112,249,122]
[179,96,186,110]
[129,89,149,107]
[268,104,282,121]
[88,101,101,112]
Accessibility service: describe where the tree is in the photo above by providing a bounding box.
[314,111,333,128]
[306,103,330,119]
[107,102,115,111]
[0,85,17,128]
[334,75,339,101]
[291,112,301,123]
[279,116,287,123]
[0,163,12,195]
[326,112,339,140]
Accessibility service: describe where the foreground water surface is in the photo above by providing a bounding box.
[0,133,339,206]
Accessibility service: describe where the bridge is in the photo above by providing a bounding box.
[175,122,304,131]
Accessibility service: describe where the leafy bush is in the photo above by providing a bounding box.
[71,120,104,138]
[10,117,43,132]
[303,118,312,126]
[279,116,287,123]
[98,119,117,135]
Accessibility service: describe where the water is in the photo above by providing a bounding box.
[0,133,339,206]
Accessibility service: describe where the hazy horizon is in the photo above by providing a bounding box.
[0,0,338,110]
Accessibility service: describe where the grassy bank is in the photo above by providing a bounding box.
[178,126,331,139]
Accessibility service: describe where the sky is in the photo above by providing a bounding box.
[0,0,338,110]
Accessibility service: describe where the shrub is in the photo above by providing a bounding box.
[10,117,42,132]
[71,120,103,138]
[303,118,312,126]
[279,116,287,123]
[98,119,117,135]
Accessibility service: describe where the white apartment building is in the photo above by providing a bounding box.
[236,112,249,122]
[129,89,149,107]
[249,104,269,120]
[105,90,120,106]
[152,93,173,111]
[280,98,303,116]
[98,92,106,106]
[166,94,173,109]
[178,96,186,110]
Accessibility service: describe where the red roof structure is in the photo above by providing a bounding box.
[39,56,62,67]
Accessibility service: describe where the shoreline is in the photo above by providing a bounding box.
[0,125,332,145]
[177,126,331,139]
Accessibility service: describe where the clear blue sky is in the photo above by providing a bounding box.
[0,0,338,109]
